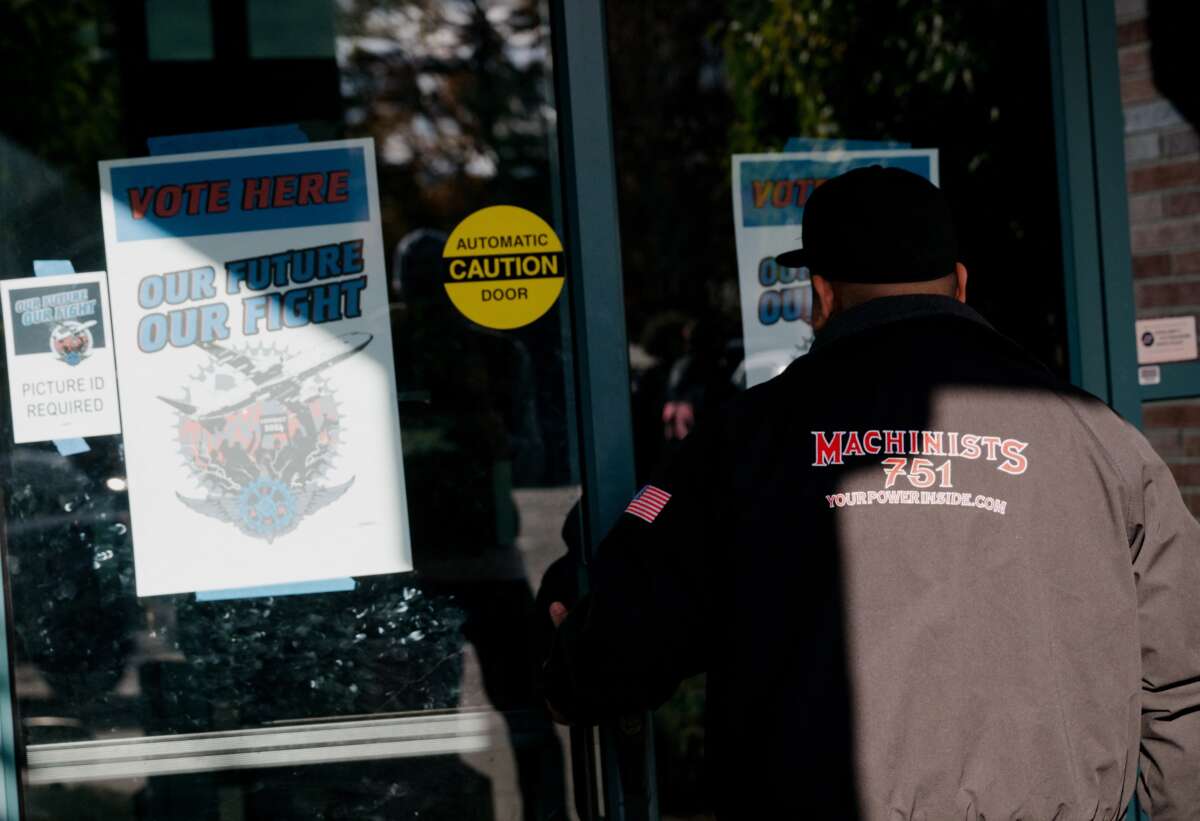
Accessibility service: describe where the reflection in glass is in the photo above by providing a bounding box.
[606,2,1064,817]
[0,1,578,819]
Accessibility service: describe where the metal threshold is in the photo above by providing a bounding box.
[24,710,501,784]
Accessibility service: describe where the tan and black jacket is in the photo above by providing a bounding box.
[542,295,1200,820]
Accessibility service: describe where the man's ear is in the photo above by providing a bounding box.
[954,262,968,303]
[810,273,836,331]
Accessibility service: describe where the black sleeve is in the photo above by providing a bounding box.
[540,423,720,724]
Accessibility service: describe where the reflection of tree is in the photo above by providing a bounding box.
[717,1,984,150]
[0,0,121,182]
[337,0,554,235]
[610,0,1066,370]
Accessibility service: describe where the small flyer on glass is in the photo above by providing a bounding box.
[1,271,122,443]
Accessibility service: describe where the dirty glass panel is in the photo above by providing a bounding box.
[0,1,580,819]
[604,2,1064,818]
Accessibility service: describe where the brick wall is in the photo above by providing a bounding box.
[1117,0,1200,515]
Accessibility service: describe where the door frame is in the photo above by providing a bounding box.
[552,1,657,819]
[1049,0,1143,426]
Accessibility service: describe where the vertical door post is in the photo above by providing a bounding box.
[550,0,658,818]
[1048,0,1142,426]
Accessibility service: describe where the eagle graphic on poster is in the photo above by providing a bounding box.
[160,333,371,542]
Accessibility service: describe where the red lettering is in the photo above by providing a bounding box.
[961,434,981,459]
[128,187,155,220]
[843,432,865,458]
[154,185,183,218]
[242,177,271,210]
[981,435,1002,461]
[998,439,1029,475]
[272,174,298,208]
[752,180,772,209]
[209,180,230,213]
[921,431,944,455]
[795,180,815,206]
[863,430,882,455]
[327,170,350,203]
[884,430,904,454]
[184,181,207,215]
[297,173,326,205]
[812,431,844,466]
[771,180,793,208]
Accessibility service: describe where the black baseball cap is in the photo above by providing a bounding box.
[774,165,957,283]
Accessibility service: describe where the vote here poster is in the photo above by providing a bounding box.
[1,271,122,443]
[99,138,411,597]
[731,148,938,388]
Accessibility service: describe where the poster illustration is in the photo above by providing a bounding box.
[99,138,412,597]
[731,148,939,387]
[0,271,122,443]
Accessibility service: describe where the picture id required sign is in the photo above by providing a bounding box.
[730,148,939,387]
[0,271,122,443]
[99,138,412,597]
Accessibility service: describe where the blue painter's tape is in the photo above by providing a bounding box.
[145,127,357,601]
[32,259,91,457]
[783,137,911,152]
[32,259,79,277]
[738,153,935,228]
[147,124,308,156]
[110,146,370,242]
[52,437,91,456]
[196,577,356,601]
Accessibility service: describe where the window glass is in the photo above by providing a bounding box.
[0,2,580,819]
[605,1,1065,816]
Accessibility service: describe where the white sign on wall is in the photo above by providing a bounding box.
[99,139,412,596]
[1136,316,1198,365]
[0,271,122,443]
[731,149,939,387]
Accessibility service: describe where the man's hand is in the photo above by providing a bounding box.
[549,601,569,628]
[546,602,570,724]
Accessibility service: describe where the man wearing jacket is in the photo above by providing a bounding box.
[539,166,1200,820]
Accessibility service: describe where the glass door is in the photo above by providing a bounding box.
[0,2,601,819]
[602,1,1075,817]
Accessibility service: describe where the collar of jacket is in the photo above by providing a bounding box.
[808,294,994,355]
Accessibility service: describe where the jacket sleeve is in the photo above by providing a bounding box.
[1131,435,1200,819]
[540,425,719,724]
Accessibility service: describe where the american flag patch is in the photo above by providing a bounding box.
[625,485,671,523]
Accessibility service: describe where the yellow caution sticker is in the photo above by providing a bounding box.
[442,205,565,330]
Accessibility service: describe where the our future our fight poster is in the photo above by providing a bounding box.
[99,139,411,597]
[731,148,939,387]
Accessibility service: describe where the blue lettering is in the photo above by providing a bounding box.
[341,240,365,275]
[311,283,340,322]
[758,257,778,287]
[292,248,316,284]
[316,246,341,279]
[781,286,808,322]
[283,289,310,327]
[226,260,248,294]
[341,276,366,318]
[139,275,165,308]
[242,296,266,335]
[247,258,271,291]
[139,314,167,352]
[758,290,781,325]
